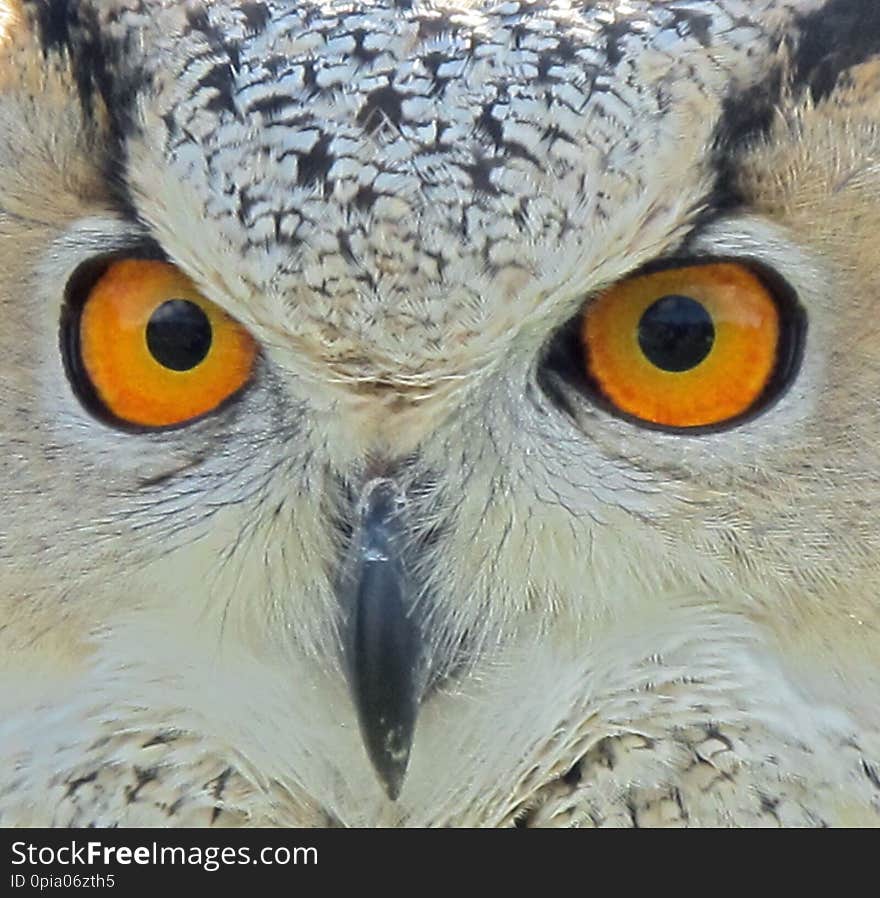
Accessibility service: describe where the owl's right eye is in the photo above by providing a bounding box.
[63,258,258,428]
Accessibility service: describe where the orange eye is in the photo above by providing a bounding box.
[581,263,799,429]
[73,259,257,428]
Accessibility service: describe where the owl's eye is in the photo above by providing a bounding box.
[577,262,803,429]
[66,259,258,428]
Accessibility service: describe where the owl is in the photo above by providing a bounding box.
[0,0,879,828]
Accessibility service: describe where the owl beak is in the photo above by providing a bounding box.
[339,478,423,801]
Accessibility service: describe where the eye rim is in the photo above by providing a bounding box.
[60,251,259,433]
[538,257,807,435]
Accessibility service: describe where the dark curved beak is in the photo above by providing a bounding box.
[338,479,423,800]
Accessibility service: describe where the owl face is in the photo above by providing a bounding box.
[2,0,880,826]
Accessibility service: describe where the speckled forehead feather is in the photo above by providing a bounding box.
[24,0,866,384]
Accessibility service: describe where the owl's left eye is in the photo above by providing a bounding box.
[64,258,258,428]
[549,261,804,431]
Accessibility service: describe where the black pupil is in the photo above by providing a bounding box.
[145,300,212,371]
[637,294,715,372]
